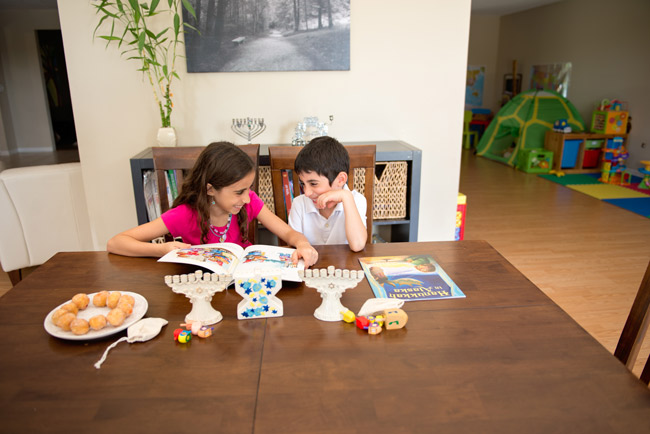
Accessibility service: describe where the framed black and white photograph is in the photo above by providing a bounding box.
[183,0,351,73]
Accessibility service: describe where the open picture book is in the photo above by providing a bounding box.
[158,243,303,282]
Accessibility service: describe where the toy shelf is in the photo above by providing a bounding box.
[543,131,627,174]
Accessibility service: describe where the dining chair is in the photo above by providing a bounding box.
[268,144,375,245]
[0,163,94,286]
[463,110,479,150]
[614,260,650,385]
[152,144,260,243]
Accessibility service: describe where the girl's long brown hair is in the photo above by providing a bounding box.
[172,142,255,244]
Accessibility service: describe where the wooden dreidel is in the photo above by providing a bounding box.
[234,270,283,319]
[368,322,382,335]
[299,266,364,322]
[164,271,230,326]
[383,308,408,330]
[197,326,214,338]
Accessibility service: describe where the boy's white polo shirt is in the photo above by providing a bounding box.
[288,185,367,245]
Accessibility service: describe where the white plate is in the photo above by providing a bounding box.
[44,291,148,341]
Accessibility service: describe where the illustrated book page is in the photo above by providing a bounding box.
[358,254,465,301]
[158,243,303,282]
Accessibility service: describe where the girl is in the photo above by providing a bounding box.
[107,142,319,267]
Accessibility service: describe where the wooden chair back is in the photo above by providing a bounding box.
[152,144,260,243]
[614,260,650,385]
[269,144,375,245]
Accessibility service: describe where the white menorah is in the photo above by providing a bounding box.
[232,117,266,144]
[298,266,364,321]
[164,270,231,325]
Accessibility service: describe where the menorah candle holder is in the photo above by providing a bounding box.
[234,270,283,320]
[164,270,231,325]
[298,265,364,322]
[231,117,266,144]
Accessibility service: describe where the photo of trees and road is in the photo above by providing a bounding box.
[183,0,350,72]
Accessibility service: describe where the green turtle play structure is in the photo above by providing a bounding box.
[476,89,585,166]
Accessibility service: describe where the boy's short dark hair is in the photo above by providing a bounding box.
[294,136,349,185]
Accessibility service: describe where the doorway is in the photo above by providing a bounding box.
[36,30,77,150]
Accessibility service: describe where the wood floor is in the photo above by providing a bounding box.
[459,149,650,377]
[1,148,648,377]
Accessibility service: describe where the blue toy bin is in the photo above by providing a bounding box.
[561,140,581,169]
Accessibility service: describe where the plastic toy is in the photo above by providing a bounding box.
[353,309,408,335]
[599,138,631,185]
[553,118,571,133]
[638,161,650,190]
[235,270,283,320]
[174,328,192,343]
[341,310,356,323]
[181,320,214,338]
[591,99,629,134]
[298,266,364,322]
[164,270,231,326]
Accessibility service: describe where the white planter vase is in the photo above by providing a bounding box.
[157,127,177,147]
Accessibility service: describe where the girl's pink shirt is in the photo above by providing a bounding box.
[161,191,264,247]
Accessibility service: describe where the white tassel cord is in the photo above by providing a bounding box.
[94,336,128,369]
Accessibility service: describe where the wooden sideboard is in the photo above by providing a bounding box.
[130,141,422,242]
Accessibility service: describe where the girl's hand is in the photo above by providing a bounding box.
[160,241,191,255]
[292,242,318,268]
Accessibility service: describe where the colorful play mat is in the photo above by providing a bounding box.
[538,173,650,219]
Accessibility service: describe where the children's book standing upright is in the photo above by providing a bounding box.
[158,243,303,282]
[358,254,465,301]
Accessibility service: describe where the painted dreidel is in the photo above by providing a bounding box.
[164,270,230,326]
[235,270,283,320]
[299,266,364,322]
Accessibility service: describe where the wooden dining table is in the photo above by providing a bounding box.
[1,241,649,433]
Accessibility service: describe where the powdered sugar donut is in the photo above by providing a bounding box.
[56,312,76,331]
[88,315,107,331]
[72,293,90,310]
[93,291,109,307]
[106,308,126,326]
[107,291,122,309]
[70,318,90,335]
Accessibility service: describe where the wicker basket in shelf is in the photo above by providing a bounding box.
[257,161,408,220]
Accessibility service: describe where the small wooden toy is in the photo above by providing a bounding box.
[234,270,283,320]
[383,308,408,330]
[352,309,408,335]
[368,322,382,335]
[197,326,214,338]
[164,270,231,326]
[298,266,364,322]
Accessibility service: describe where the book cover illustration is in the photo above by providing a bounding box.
[358,254,466,301]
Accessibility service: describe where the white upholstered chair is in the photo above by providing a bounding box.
[0,163,94,286]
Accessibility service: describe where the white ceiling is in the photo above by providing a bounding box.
[1,0,566,15]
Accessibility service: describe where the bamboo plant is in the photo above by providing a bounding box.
[93,0,197,128]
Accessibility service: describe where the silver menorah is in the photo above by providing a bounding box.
[232,118,266,144]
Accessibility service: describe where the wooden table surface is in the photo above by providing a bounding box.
[1,241,649,433]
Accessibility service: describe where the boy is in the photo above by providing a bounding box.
[288,136,367,251]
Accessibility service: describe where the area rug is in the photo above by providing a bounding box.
[538,173,650,218]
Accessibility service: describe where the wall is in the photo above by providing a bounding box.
[57,0,471,248]
[496,0,650,174]
[466,14,500,112]
[0,9,59,155]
